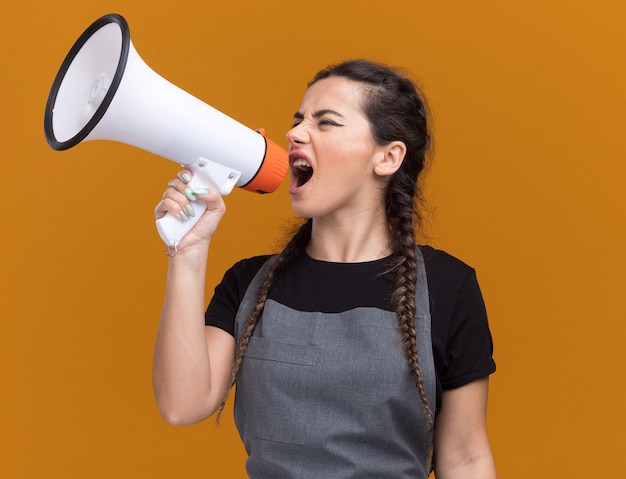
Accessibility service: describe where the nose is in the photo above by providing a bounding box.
[286,122,308,146]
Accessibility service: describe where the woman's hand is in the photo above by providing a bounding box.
[154,169,226,252]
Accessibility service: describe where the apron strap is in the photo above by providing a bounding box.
[234,255,278,341]
[414,246,436,417]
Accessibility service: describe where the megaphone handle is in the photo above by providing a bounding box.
[155,172,210,247]
[155,158,241,246]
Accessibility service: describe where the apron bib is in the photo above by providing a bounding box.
[234,248,435,478]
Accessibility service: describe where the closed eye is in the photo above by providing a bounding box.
[319,119,343,127]
[291,119,342,128]
[292,109,345,129]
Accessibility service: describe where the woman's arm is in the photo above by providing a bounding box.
[152,171,234,425]
[433,377,497,479]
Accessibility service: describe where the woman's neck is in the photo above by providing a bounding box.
[306,208,392,263]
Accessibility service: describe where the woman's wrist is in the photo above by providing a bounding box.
[165,239,210,263]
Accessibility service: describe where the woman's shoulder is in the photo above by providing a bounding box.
[418,244,485,316]
[418,245,477,284]
[222,254,276,293]
[205,254,276,336]
[228,254,276,274]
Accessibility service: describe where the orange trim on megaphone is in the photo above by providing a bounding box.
[242,130,288,194]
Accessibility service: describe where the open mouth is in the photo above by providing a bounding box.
[292,158,314,187]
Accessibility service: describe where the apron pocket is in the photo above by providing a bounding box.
[237,336,318,445]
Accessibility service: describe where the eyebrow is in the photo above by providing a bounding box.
[293,109,345,120]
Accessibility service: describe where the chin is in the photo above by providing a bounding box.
[290,200,312,219]
[292,195,328,219]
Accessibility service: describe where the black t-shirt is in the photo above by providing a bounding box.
[205,245,496,392]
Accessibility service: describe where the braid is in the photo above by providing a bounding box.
[216,219,312,421]
[387,187,434,470]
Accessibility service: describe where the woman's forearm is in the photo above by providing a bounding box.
[152,244,226,425]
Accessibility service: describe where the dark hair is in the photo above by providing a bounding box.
[220,59,433,468]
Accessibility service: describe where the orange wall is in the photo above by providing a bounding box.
[1,1,624,477]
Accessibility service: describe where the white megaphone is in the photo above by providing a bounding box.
[44,13,288,247]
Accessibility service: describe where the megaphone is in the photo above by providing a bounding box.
[44,13,288,247]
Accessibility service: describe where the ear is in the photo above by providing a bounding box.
[374,141,406,177]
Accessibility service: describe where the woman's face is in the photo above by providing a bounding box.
[286,76,388,220]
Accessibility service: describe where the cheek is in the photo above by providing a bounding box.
[323,134,374,161]
[329,143,376,177]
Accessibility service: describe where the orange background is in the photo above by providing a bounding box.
[1,1,624,477]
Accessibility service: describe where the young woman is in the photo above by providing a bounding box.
[153,60,497,479]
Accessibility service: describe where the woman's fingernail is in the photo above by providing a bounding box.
[184,188,197,201]
[185,204,196,217]
[181,173,191,183]
[179,211,189,222]
[192,188,209,196]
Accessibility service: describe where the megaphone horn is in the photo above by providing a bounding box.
[44,13,288,246]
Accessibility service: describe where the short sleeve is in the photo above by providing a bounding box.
[438,270,496,389]
[421,246,496,391]
[204,255,272,336]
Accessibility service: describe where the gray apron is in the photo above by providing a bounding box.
[234,248,435,478]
